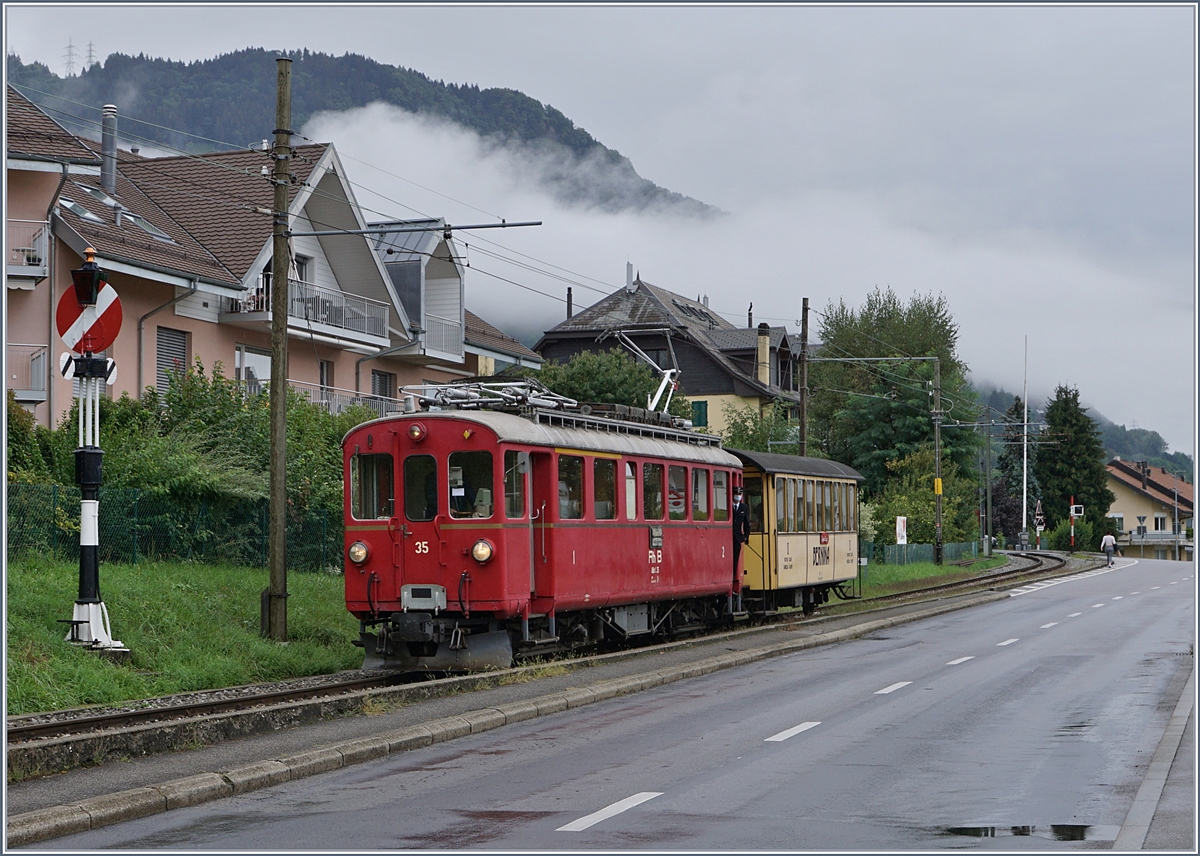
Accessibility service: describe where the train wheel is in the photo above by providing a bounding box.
[801,589,816,616]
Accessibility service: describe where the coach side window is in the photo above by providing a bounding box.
[350,453,393,520]
[643,463,665,520]
[668,465,688,521]
[559,455,584,520]
[625,461,638,520]
[776,478,786,532]
[692,468,709,520]
[404,455,438,522]
[504,451,526,518]
[594,458,616,520]
[713,471,729,521]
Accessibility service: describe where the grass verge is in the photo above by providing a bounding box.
[6,556,362,716]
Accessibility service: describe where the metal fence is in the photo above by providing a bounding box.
[6,484,341,572]
[869,541,979,565]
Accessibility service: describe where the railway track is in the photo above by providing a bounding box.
[7,551,1093,753]
[6,672,406,746]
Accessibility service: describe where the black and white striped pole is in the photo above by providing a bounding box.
[56,248,128,657]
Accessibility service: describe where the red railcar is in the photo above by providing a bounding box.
[343,394,743,671]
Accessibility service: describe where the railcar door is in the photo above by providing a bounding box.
[529,451,555,596]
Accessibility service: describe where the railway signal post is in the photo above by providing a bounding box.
[56,248,129,660]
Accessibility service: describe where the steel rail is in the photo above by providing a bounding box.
[6,674,404,744]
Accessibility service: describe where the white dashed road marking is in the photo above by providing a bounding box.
[1113,596,1123,600]
[875,682,912,695]
[558,792,663,832]
[765,721,821,742]
[946,656,975,665]
[997,638,1019,646]
[1041,622,1058,628]
[1092,603,1105,608]
[1068,612,1082,617]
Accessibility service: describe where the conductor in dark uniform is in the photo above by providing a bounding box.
[732,485,751,582]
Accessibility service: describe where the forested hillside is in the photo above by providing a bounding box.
[6,49,715,215]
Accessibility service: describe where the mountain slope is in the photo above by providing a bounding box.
[7,49,717,216]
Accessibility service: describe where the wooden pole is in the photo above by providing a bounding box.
[267,56,292,641]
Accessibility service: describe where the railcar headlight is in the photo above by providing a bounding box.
[407,422,427,442]
[348,541,370,565]
[471,539,495,564]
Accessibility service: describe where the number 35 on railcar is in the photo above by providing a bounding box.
[342,392,744,672]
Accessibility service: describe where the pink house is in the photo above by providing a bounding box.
[6,87,536,427]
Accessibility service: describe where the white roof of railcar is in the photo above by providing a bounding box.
[349,410,742,468]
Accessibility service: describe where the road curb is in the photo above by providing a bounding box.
[6,591,1006,847]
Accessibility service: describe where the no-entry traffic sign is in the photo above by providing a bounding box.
[56,282,122,354]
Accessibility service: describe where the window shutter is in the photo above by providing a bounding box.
[156,327,188,391]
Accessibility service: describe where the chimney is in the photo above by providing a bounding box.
[566,286,573,319]
[757,322,771,385]
[748,302,753,328]
[702,295,708,308]
[101,104,117,194]
[1138,461,1149,489]
[130,145,139,156]
[625,262,636,293]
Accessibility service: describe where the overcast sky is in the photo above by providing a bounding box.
[5,3,1196,456]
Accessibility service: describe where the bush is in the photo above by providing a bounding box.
[1047,516,1095,551]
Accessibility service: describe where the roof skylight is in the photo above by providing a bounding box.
[121,211,175,243]
[58,198,104,224]
[75,182,120,208]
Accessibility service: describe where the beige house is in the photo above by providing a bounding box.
[6,87,533,427]
[1106,458,1193,561]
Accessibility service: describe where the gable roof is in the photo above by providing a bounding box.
[465,309,541,364]
[537,276,801,404]
[5,85,102,165]
[1107,459,1194,514]
[117,144,328,281]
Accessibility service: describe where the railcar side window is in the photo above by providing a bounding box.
[692,469,709,520]
[643,463,665,520]
[448,451,493,519]
[668,466,688,520]
[594,458,616,520]
[795,479,805,533]
[404,455,438,522]
[849,483,857,531]
[745,477,764,533]
[350,453,394,520]
[504,451,526,518]
[814,479,824,531]
[713,471,729,521]
[786,478,796,533]
[559,455,583,519]
[823,481,832,531]
[775,478,786,532]
[806,479,815,532]
[625,461,637,520]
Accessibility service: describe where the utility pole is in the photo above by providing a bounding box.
[933,358,943,565]
[265,56,292,641]
[984,408,993,556]
[798,297,808,457]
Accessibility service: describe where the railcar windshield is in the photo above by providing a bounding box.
[643,463,665,520]
[449,451,494,519]
[350,453,394,520]
[404,455,438,522]
[559,455,583,519]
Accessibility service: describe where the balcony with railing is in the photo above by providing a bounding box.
[221,276,390,349]
[424,312,464,360]
[7,344,48,402]
[7,220,49,281]
[286,379,401,420]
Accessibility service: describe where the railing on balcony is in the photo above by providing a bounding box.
[7,343,48,401]
[425,312,464,357]
[224,276,389,339]
[7,220,49,275]
[287,379,401,420]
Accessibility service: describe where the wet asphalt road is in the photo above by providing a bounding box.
[32,558,1194,851]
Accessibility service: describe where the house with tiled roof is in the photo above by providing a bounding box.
[5,85,102,408]
[464,309,542,374]
[6,89,531,426]
[1105,458,1193,561]
[534,267,801,434]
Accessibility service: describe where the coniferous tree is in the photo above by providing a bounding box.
[1032,385,1113,535]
